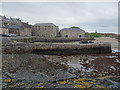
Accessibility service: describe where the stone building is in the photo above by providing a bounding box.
[19,22,32,36]
[0,27,9,34]
[60,28,85,38]
[0,16,32,36]
[7,23,31,36]
[32,23,59,37]
[7,25,20,35]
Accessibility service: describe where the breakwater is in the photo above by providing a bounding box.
[13,37,95,42]
[2,43,111,55]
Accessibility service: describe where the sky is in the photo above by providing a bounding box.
[0,2,118,33]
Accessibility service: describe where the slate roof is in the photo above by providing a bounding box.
[0,25,7,28]
[0,15,6,19]
[7,25,20,29]
[0,16,9,22]
[61,28,85,32]
[23,23,30,28]
[34,23,56,26]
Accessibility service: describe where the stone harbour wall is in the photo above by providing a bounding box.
[14,37,95,43]
[2,43,111,55]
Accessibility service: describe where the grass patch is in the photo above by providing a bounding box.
[85,33,102,38]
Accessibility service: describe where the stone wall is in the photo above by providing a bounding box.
[0,28,9,34]
[20,28,32,36]
[60,30,85,38]
[8,28,20,35]
[32,26,59,37]
[14,37,94,43]
[2,43,111,55]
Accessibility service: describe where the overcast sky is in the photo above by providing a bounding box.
[1,2,118,33]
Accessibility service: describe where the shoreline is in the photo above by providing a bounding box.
[2,36,120,88]
[94,37,119,50]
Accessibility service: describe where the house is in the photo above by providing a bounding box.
[7,25,20,36]
[19,22,32,36]
[32,23,59,37]
[0,25,9,34]
[60,27,85,38]
[0,16,32,36]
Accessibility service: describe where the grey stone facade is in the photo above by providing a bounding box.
[0,28,9,34]
[60,28,85,38]
[1,16,86,38]
[19,22,32,36]
[32,23,59,37]
[0,16,31,36]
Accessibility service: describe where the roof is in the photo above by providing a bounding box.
[23,23,30,28]
[0,25,7,28]
[0,15,6,19]
[34,23,56,26]
[61,28,85,32]
[7,25,20,29]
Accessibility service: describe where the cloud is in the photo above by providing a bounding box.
[1,2,118,33]
[1,0,120,2]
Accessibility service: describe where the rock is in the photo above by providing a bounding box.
[3,54,74,82]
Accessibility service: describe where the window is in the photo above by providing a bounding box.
[35,26,37,30]
[51,26,53,29]
[45,26,47,30]
[65,35,68,37]
[79,35,82,37]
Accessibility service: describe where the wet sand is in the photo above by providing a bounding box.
[94,37,119,49]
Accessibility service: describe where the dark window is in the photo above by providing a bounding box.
[45,26,47,30]
[79,35,82,37]
[52,26,54,29]
[48,26,50,28]
[65,35,68,37]
[35,26,37,30]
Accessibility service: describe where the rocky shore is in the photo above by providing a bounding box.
[2,37,120,88]
[2,50,120,88]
